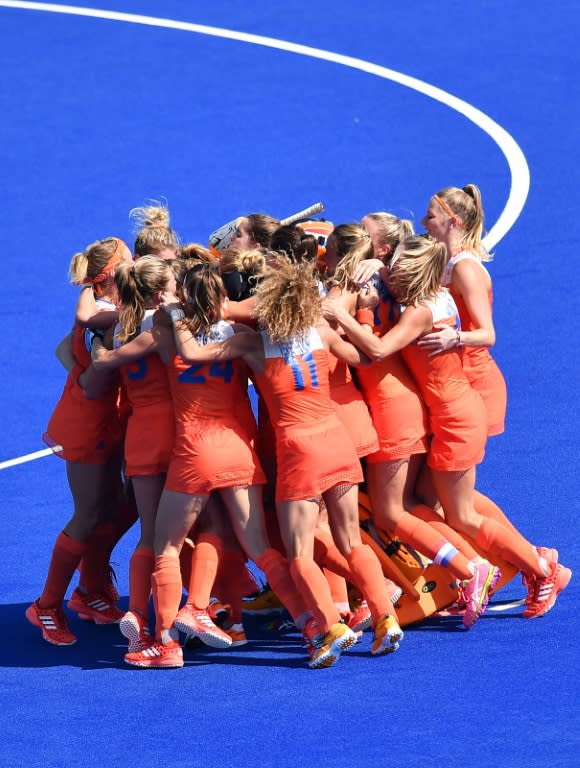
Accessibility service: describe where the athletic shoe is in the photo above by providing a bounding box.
[461,560,502,629]
[224,623,248,646]
[67,589,124,624]
[25,599,77,646]
[174,605,233,648]
[308,623,357,669]
[124,639,183,668]
[119,610,151,652]
[242,585,285,614]
[371,614,404,655]
[346,599,372,635]
[523,562,572,619]
[385,578,403,606]
[523,547,559,604]
[207,597,229,626]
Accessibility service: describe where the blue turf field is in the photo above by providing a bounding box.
[1,3,579,767]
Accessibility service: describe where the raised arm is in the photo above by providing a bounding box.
[322,296,431,361]
[91,329,159,370]
[417,260,495,354]
[75,286,119,329]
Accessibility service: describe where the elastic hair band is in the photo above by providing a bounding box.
[433,195,465,228]
[83,238,126,286]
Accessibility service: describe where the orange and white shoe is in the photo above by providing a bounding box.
[174,605,233,648]
[224,622,248,647]
[26,599,77,646]
[124,638,183,668]
[207,597,229,627]
[523,561,572,619]
[371,614,404,655]
[67,588,124,624]
[119,610,151,652]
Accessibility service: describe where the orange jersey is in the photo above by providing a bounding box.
[44,319,122,464]
[400,289,487,471]
[114,311,174,476]
[444,252,506,435]
[356,278,429,461]
[164,322,263,495]
[252,328,362,501]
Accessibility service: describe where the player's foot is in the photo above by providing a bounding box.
[25,599,77,646]
[345,599,372,635]
[370,614,404,655]
[207,597,229,627]
[124,639,183,668]
[224,622,248,646]
[174,605,232,648]
[461,560,501,628]
[523,562,572,619]
[308,623,357,669]
[119,610,151,652]
[242,585,285,614]
[67,588,124,624]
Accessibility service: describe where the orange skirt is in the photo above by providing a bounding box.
[165,420,265,496]
[275,416,363,502]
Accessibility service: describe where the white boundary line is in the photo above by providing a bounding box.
[0,1,529,250]
[0,1,531,470]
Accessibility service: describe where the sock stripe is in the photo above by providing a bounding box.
[433,542,459,568]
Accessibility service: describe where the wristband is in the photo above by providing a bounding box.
[356,308,375,327]
[455,329,462,347]
[170,308,186,323]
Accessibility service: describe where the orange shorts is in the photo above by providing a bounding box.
[427,389,487,472]
[365,391,429,463]
[275,416,363,502]
[44,387,123,465]
[165,420,266,496]
[331,384,379,458]
[465,358,507,437]
[124,401,175,477]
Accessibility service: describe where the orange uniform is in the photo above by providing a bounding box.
[444,252,507,436]
[115,311,175,477]
[164,321,265,495]
[401,289,487,472]
[44,303,123,464]
[357,277,429,462]
[252,328,363,502]
[327,352,379,458]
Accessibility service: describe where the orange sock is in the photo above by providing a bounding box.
[288,555,341,632]
[39,532,87,608]
[256,548,308,624]
[475,518,544,578]
[411,504,480,560]
[129,547,154,618]
[187,534,222,610]
[216,549,247,623]
[474,491,521,537]
[78,522,116,593]
[346,545,390,624]
[393,513,474,581]
[323,568,350,612]
[151,554,183,638]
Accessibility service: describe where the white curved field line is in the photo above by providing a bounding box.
[0,0,530,470]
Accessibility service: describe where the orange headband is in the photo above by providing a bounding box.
[83,238,126,287]
[433,195,465,228]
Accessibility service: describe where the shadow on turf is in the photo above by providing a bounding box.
[4,603,316,671]
[6,596,529,670]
